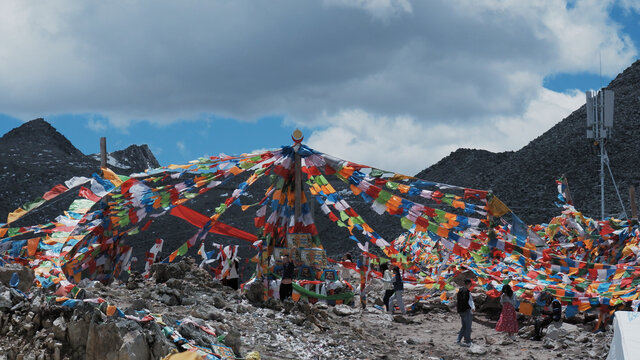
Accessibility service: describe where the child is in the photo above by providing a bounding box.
[495,284,518,339]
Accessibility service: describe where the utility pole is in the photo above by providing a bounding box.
[100,137,107,169]
[630,186,638,221]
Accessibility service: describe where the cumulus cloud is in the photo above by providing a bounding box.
[86,118,107,132]
[176,141,186,154]
[323,0,413,18]
[620,0,640,13]
[0,1,634,123]
[306,87,585,175]
[0,0,636,173]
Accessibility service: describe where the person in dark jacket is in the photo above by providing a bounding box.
[456,279,475,346]
[279,255,296,301]
[533,292,562,340]
[387,266,406,315]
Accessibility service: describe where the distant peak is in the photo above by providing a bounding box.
[0,118,84,157]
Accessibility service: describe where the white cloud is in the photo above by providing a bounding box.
[0,0,636,171]
[176,141,186,154]
[306,87,585,175]
[86,118,107,132]
[323,0,412,19]
[620,0,640,13]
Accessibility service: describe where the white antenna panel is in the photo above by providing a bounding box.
[586,90,595,126]
[603,90,614,128]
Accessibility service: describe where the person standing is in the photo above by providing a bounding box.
[279,255,295,301]
[456,279,475,346]
[224,259,240,291]
[495,284,518,339]
[387,266,406,315]
[380,263,394,312]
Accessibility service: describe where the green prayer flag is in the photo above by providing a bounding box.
[370,168,385,178]
[22,198,45,211]
[444,283,455,291]
[376,190,392,204]
[215,204,228,214]
[385,181,399,190]
[177,243,189,256]
[239,161,253,170]
[400,217,414,230]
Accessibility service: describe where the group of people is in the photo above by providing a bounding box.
[380,262,407,315]
[455,279,573,346]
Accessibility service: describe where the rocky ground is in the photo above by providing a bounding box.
[0,260,613,360]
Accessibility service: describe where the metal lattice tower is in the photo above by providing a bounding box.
[586,89,627,219]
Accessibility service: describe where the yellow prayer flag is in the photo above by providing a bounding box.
[487,196,510,217]
[101,167,123,187]
[7,208,28,223]
[518,302,533,316]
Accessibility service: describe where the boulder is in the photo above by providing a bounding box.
[224,329,242,357]
[178,322,218,348]
[542,339,556,349]
[118,331,149,360]
[264,298,282,312]
[468,344,487,355]
[212,295,226,309]
[150,263,186,283]
[165,278,184,290]
[282,299,295,314]
[159,294,179,306]
[146,321,174,358]
[52,316,67,342]
[393,315,412,324]
[478,294,502,314]
[85,321,124,360]
[450,270,477,287]
[0,265,35,292]
[545,322,579,340]
[333,304,358,317]
[125,299,150,313]
[244,282,264,304]
[0,288,11,309]
[67,317,90,355]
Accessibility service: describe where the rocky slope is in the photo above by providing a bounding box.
[0,261,614,360]
[417,59,640,224]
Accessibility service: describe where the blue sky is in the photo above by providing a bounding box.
[1,1,639,174]
[0,113,296,164]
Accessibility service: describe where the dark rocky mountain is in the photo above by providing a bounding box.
[90,144,159,171]
[0,118,160,223]
[417,59,640,224]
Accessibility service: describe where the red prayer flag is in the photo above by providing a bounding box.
[43,184,68,200]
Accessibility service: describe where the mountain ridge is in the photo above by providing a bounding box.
[416,59,640,223]
[0,119,160,222]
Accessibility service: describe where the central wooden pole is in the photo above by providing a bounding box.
[294,151,302,223]
[293,129,303,224]
[100,137,107,169]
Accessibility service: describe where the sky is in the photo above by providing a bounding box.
[1,0,639,175]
